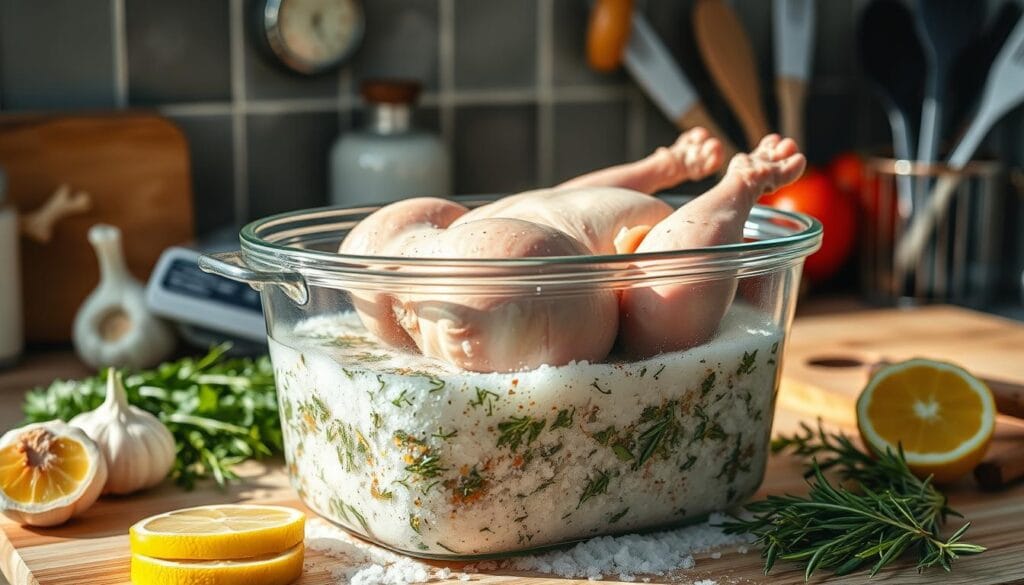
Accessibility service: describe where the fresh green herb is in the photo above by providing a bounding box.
[496,416,546,452]
[329,496,352,523]
[716,433,750,482]
[680,454,698,470]
[691,405,726,443]
[612,444,634,462]
[770,341,779,355]
[390,389,413,408]
[539,443,563,459]
[375,374,387,393]
[609,508,630,523]
[700,372,716,397]
[577,469,612,509]
[435,541,458,554]
[431,427,458,440]
[720,422,984,579]
[737,350,758,375]
[370,411,383,429]
[348,505,371,534]
[468,387,499,415]
[590,379,611,394]
[633,401,683,469]
[22,344,280,489]
[425,376,445,393]
[592,425,617,446]
[652,364,666,380]
[405,453,446,480]
[551,407,575,430]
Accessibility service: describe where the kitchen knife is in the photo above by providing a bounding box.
[772,0,815,147]
[624,12,739,160]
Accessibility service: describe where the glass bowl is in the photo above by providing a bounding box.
[200,195,821,559]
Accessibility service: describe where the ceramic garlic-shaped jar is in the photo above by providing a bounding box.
[72,224,175,369]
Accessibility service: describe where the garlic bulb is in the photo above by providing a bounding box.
[73,224,175,369]
[70,370,176,495]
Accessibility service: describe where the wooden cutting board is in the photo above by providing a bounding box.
[778,305,1024,427]
[0,114,193,342]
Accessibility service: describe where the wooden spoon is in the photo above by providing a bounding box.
[693,0,770,148]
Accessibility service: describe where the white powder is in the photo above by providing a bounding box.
[306,514,752,584]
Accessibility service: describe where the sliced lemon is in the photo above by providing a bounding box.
[131,543,303,585]
[0,421,107,527]
[856,358,995,483]
[130,505,305,560]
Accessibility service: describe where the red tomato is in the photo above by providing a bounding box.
[760,169,857,283]
[827,152,865,196]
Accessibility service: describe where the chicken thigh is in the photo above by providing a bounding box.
[619,134,806,358]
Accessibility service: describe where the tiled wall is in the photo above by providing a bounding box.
[0,0,1021,297]
[0,0,886,232]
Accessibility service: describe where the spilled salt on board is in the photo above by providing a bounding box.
[305,513,752,584]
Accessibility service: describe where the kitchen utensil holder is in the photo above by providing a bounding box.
[861,157,1003,308]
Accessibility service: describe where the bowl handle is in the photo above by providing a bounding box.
[198,251,309,306]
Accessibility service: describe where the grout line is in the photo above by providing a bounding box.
[537,0,555,186]
[111,0,128,107]
[627,87,646,160]
[154,87,638,120]
[229,0,249,222]
[438,0,456,156]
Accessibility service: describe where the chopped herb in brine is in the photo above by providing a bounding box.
[577,469,612,509]
[653,364,666,380]
[550,407,575,430]
[737,350,758,375]
[680,454,698,470]
[590,379,612,394]
[468,387,499,415]
[431,427,458,440]
[700,371,717,397]
[425,376,445,392]
[390,389,413,408]
[609,508,630,523]
[716,433,750,482]
[448,466,488,505]
[612,444,634,462]
[593,426,617,446]
[496,416,546,452]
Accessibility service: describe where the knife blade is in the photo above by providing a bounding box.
[772,0,815,145]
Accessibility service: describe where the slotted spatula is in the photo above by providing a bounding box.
[896,16,1024,273]
[693,0,770,149]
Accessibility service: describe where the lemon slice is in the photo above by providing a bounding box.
[131,543,303,585]
[130,505,305,560]
[0,421,107,527]
[857,358,996,483]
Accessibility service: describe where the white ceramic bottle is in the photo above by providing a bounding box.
[330,80,450,206]
[0,167,23,368]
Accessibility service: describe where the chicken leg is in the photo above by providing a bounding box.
[619,134,806,358]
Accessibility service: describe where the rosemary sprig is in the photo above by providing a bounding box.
[720,421,985,579]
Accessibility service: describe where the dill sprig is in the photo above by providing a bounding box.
[720,421,985,579]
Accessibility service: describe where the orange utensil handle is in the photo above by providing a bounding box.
[587,0,634,72]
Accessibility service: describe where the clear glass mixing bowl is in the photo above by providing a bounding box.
[200,195,821,559]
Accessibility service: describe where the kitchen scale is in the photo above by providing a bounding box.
[145,231,267,352]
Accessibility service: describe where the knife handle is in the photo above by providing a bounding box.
[676,102,739,162]
[776,76,807,148]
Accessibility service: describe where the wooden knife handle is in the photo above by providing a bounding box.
[776,76,807,147]
[975,441,1024,489]
[676,102,739,163]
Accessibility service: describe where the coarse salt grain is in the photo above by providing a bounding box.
[305,514,752,584]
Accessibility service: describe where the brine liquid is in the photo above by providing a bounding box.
[270,305,782,557]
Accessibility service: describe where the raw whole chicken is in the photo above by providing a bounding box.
[337,129,805,372]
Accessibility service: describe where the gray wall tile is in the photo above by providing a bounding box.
[354,0,439,90]
[552,101,628,184]
[246,112,339,220]
[167,115,236,235]
[0,0,115,110]
[812,0,855,79]
[126,0,231,104]
[243,1,341,100]
[454,0,537,90]
[552,0,625,87]
[805,89,857,166]
[454,105,537,194]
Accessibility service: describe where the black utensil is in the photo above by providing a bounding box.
[914,0,985,162]
[857,0,926,211]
